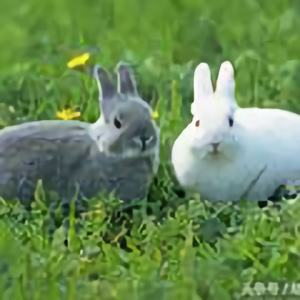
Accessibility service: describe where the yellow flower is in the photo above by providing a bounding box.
[56,108,81,120]
[67,53,90,68]
[151,110,159,119]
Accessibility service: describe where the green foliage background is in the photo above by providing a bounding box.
[1,0,300,299]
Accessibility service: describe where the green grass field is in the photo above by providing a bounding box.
[1,0,300,299]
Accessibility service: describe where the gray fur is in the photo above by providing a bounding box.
[0,63,160,210]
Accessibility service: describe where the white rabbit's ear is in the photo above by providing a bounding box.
[93,65,116,101]
[215,61,237,109]
[115,61,139,97]
[192,63,213,115]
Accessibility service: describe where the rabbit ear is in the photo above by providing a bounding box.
[93,65,116,101]
[215,61,236,102]
[93,65,117,123]
[191,62,213,115]
[115,62,139,97]
[115,61,154,113]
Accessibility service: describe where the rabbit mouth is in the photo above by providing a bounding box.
[211,143,220,154]
[112,146,156,159]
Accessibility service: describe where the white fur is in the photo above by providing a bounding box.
[172,61,300,201]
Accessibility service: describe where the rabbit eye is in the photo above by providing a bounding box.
[195,120,200,127]
[114,117,122,129]
[228,117,234,127]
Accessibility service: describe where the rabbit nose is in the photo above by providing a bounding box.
[211,143,220,152]
[140,137,148,152]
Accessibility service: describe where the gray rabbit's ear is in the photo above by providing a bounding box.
[93,65,117,123]
[93,64,116,101]
[115,62,139,97]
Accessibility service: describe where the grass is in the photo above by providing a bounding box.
[1,0,300,299]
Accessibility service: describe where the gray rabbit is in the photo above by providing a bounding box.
[0,62,160,210]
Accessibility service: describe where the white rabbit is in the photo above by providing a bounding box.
[172,61,300,201]
[0,62,160,208]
